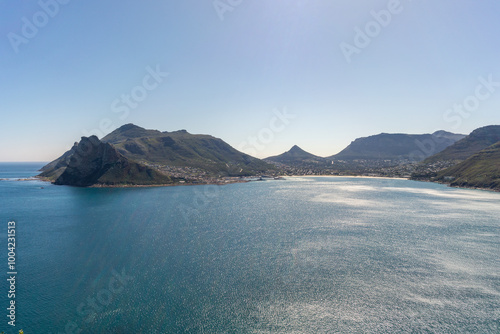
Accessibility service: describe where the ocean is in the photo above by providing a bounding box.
[0,163,499,333]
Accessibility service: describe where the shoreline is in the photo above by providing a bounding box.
[33,176,249,188]
[89,179,249,188]
[6,175,499,193]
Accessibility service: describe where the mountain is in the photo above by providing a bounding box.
[38,136,174,187]
[434,141,500,191]
[431,130,466,143]
[424,125,500,163]
[265,145,325,165]
[39,124,275,187]
[101,124,273,176]
[329,131,465,162]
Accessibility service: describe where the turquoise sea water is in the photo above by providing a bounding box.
[0,163,499,333]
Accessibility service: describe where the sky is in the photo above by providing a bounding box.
[1,0,500,161]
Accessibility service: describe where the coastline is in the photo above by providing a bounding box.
[33,175,249,188]
[89,179,249,188]
[6,174,498,193]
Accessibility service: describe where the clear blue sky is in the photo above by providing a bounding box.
[1,0,500,161]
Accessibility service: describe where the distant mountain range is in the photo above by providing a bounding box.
[264,131,466,171]
[38,123,500,190]
[39,124,274,187]
[328,131,465,161]
[263,126,500,191]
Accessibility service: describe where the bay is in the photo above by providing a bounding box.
[0,164,499,333]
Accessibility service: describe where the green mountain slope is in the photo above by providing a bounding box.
[425,125,500,163]
[435,141,500,191]
[101,124,273,176]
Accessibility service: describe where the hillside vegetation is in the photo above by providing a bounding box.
[435,142,500,191]
[102,124,272,176]
[425,125,500,163]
